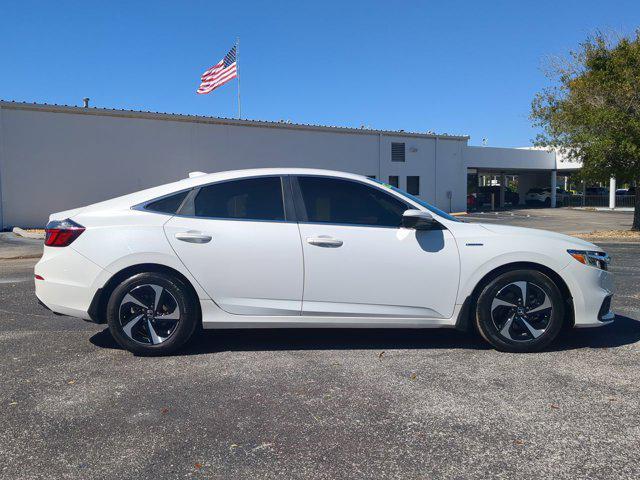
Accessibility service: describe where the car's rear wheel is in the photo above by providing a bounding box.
[474,269,564,353]
[106,271,199,355]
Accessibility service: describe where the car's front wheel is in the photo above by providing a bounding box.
[474,269,565,353]
[106,271,199,355]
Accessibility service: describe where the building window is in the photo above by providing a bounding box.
[388,176,399,188]
[391,142,405,162]
[407,176,420,195]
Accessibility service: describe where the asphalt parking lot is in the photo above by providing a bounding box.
[464,207,635,234]
[1,209,639,479]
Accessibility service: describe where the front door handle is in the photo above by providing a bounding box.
[175,232,212,244]
[307,236,343,248]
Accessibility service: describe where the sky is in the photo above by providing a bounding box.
[2,0,639,147]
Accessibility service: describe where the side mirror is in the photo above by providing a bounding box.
[402,209,438,230]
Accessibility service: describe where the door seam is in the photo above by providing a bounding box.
[162,216,213,302]
[295,221,305,316]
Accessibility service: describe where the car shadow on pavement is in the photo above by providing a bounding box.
[551,314,640,352]
[90,326,489,354]
[89,314,640,355]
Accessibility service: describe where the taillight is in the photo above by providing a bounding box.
[45,219,85,247]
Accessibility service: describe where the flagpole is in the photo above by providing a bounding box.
[236,36,241,119]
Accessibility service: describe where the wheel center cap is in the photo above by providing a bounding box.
[517,307,526,315]
[146,309,154,316]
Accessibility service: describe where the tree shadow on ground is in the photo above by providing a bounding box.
[90,314,640,356]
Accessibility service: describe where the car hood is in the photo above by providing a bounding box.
[479,223,600,250]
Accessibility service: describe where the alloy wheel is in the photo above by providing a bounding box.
[118,284,181,345]
[490,281,553,342]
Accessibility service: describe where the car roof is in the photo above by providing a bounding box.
[161,168,373,196]
[185,167,367,184]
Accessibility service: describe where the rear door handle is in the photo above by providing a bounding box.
[175,232,212,244]
[306,236,343,248]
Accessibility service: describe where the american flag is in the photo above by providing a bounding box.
[197,46,238,94]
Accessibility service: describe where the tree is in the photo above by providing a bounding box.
[531,31,640,230]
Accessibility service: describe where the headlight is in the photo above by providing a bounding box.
[567,249,610,270]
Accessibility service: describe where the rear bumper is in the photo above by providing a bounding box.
[37,298,58,314]
[34,246,105,321]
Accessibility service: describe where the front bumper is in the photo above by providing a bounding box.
[597,294,615,322]
[561,260,614,328]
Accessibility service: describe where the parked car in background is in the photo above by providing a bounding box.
[525,187,571,206]
[616,187,636,196]
[585,187,609,196]
[525,188,547,205]
[35,168,614,355]
[475,186,519,207]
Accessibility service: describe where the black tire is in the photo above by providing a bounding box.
[106,272,199,355]
[474,269,564,353]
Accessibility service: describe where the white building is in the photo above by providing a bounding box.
[0,101,563,228]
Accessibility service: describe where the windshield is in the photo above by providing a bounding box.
[372,179,462,223]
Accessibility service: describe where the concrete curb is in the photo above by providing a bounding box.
[0,254,42,260]
[0,232,44,261]
[570,207,634,212]
[12,227,45,240]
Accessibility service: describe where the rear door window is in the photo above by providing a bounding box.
[193,177,285,221]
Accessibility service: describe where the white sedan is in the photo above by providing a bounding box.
[525,187,571,206]
[35,169,614,354]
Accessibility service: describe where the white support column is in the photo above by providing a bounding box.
[550,170,557,208]
[609,177,616,209]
